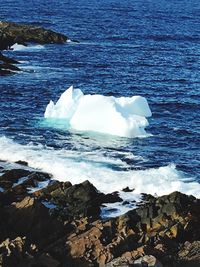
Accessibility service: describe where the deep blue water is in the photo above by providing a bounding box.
[0,0,200,190]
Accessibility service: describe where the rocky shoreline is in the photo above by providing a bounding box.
[0,160,200,267]
[0,21,70,75]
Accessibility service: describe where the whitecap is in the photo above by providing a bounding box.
[0,136,199,201]
[11,43,45,51]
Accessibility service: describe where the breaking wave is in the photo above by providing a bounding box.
[0,136,199,200]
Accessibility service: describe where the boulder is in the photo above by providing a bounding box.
[15,161,28,166]
[177,241,200,266]
[5,196,67,248]
[122,187,134,192]
[0,169,31,189]
[0,236,60,267]
[105,257,134,267]
[134,255,163,267]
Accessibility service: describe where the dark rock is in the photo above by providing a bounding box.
[0,160,199,267]
[102,191,123,203]
[0,21,70,76]
[0,51,21,75]
[48,181,123,220]
[0,61,21,75]
[50,180,102,219]
[122,187,134,192]
[0,169,31,189]
[5,196,68,248]
[0,52,19,64]
[105,257,134,266]
[0,237,60,267]
[15,161,28,166]
[106,254,164,267]
[0,169,52,204]
[0,21,68,49]
[177,241,200,266]
[0,67,14,75]
[133,255,163,267]
[0,237,27,267]
[70,39,80,43]
[32,180,67,198]
[0,62,21,71]
[122,200,131,205]
[0,30,15,50]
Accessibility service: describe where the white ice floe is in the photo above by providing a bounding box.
[44,85,152,138]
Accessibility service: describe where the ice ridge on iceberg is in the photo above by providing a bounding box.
[44,86,152,138]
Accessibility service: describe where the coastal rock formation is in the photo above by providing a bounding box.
[0,162,200,266]
[0,21,69,75]
[0,21,68,50]
[0,52,20,75]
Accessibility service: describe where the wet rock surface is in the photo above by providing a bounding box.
[0,21,68,49]
[0,162,200,266]
[0,21,69,75]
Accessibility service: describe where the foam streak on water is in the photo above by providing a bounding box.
[11,43,45,51]
[0,136,199,199]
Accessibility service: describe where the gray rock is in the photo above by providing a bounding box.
[134,255,163,267]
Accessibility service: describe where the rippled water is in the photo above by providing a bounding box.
[0,0,200,200]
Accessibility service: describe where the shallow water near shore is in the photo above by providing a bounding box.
[0,0,200,210]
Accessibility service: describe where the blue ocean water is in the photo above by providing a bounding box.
[0,0,200,197]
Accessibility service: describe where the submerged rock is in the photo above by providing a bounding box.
[0,52,19,64]
[0,21,71,75]
[0,52,21,75]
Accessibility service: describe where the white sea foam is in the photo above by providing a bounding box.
[44,86,152,138]
[0,187,4,192]
[0,136,199,200]
[11,43,44,51]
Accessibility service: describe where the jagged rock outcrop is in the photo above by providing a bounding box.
[0,52,20,75]
[63,191,200,266]
[0,162,200,266]
[0,21,69,75]
[0,21,68,50]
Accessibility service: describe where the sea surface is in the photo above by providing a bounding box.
[0,0,200,212]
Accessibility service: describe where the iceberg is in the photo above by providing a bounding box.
[44,86,152,138]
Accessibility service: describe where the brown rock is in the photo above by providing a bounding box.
[0,21,68,48]
[0,169,31,189]
[177,241,200,266]
[5,196,67,248]
[134,255,163,267]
